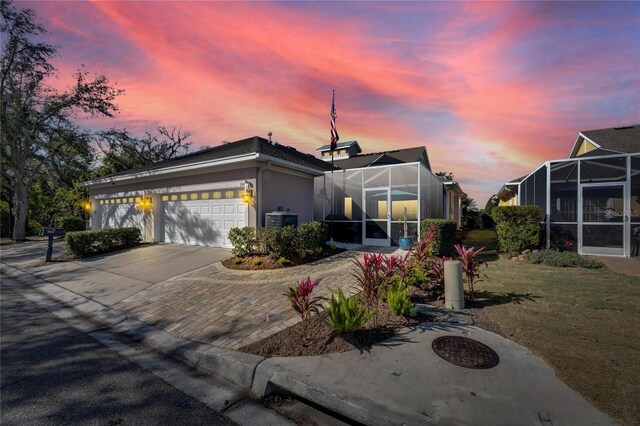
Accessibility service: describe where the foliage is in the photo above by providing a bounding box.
[454,244,487,301]
[227,226,257,257]
[492,206,541,255]
[26,218,42,236]
[65,227,141,258]
[326,288,373,333]
[413,224,438,264]
[1,0,122,240]
[526,250,604,269]
[431,256,447,286]
[420,219,457,256]
[313,247,323,255]
[386,277,416,317]
[475,211,495,229]
[284,276,323,322]
[277,257,288,265]
[1,201,10,238]
[484,195,499,218]
[61,217,86,232]
[94,127,192,177]
[461,198,478,228]
[231,257,242,265]
[252,258,261,266]
[230,221,328,259]
[297,221,328,251]
[351,252,395,310]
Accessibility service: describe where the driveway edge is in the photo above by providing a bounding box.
[0,263,265,391]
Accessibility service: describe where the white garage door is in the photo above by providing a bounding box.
[98,199,144,233]
[162,192,247,248]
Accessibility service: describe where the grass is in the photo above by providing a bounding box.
[462,229,640,426]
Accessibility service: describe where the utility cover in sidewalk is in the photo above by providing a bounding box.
[432,336,499,369]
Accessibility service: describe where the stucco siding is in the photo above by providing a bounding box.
[261,169,314,225]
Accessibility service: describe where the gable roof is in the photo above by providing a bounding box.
[84,136,333,186]
[570,124,640,157]
[332,146,430,170]
[316,140,362,153]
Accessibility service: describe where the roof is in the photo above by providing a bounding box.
[332,146,429,170]
[572,124,640,157]
[505,175,527,184]
[92,136,334,181]
[317,140,362,153]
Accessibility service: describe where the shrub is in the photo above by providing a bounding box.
[526,250,604,269]
[66,227,141,258]
[351,253,391,310]
[299,251,307,260]
[252,258,262,266]
[326,288,373,333]
[298,221,328,250]
[386,277,416,317]
[420,219,457,256]
[61,216,86,232]
[231,257,242,265]
[277,257,288,265]
[228,226,257,257]
[454,244,487,301]
[1,201,11,238]
[257,226,300,259]
[431,256,447,286]
[492,206,541,255]
[26,219,43,236]
[284,276,323,322]
[313,246,323,256]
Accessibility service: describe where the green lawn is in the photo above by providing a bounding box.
[462,229,640,426]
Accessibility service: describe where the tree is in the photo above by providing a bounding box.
[484,195,499,217]
[435,171,454,181]
[461,197,478,228]
[95,126,192,177]
[1,0,122,240]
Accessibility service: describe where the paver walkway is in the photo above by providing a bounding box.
[114,247,402,350]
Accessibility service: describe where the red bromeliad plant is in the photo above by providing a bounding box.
[412,224,438,266]
[431,256,448,286]
[454,244,487,301]
[351,253,387,309]
[284,276,323,322]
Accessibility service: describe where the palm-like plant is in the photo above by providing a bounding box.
[326,288,373,333]
[454,244,487,301]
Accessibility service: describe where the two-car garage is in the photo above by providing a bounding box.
[96,188,248,248]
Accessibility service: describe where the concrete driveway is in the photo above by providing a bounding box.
[1,242,229,305]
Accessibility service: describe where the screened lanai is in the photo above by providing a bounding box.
[313,162,444,246]
[517,153,640,257]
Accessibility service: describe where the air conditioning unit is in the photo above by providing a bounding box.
[265,211,298,229]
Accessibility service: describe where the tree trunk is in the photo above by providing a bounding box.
[12,177,28,241]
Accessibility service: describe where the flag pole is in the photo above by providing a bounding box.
[330,90,335,243]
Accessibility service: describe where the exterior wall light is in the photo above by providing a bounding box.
[137,197,153,212]
[241,180,254,204]
[81,199,92,212]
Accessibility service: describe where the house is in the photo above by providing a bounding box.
[82,136,463,248]
[496,124,640,257]
[313,143,464,246]
[81,136,333,247]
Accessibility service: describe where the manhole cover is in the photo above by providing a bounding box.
[432,336,499,369]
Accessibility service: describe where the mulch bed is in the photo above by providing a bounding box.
[240,299,436,358]
[240,282,487,357]
[222,248,345,270]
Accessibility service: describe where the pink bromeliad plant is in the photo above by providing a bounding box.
[284,276,323,322]
[284,276,323,343]
[454,244,487,301]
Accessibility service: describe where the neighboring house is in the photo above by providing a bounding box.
[314,143,464,246]
[496,124,640,257]
[81,136,332,247]
[82,136,463,248]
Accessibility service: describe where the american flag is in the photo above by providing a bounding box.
[330,90,339,151]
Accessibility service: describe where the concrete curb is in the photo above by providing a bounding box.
[0,263,265,391]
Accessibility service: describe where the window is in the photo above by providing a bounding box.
[170,195,178,201]
[225,191,235,198]
[135,197,142,202]
[162,195,169,201]
[128,197,134,203]
[213,192,221,199]
[99,200,104,205]
[180,194,188,201]
[344,197,353,219]
[190,193,198,200]
[116,198,121,204]
[201,192,209,199]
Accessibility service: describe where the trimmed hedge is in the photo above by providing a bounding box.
[420,219,457,256]
[66,227,141,258]
[62,216,86,232]
[526,250,604,269]
[492,206,541,255]
[228,226,257,257]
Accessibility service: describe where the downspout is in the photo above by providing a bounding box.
[256,160,273,227]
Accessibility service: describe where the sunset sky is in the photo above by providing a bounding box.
[24,1,640,204]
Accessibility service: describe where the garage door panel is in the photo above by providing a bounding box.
[163,197,245,248]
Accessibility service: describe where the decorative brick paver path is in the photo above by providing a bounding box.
[114,247,403,350]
